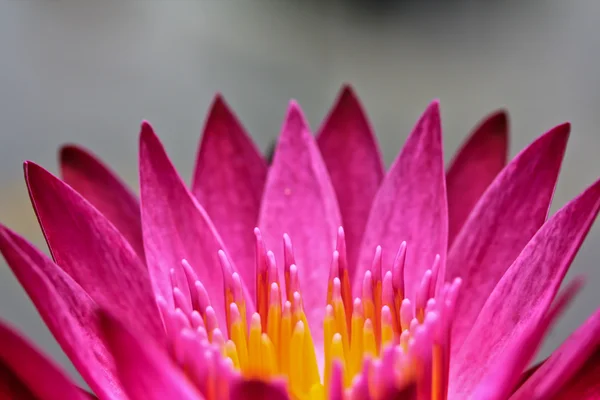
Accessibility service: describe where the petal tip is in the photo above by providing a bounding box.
[140,120,154,135]
[139,121,159,148]
[423,99,441,122]
[480,110,509,137]
[543,122,571,149]
[22,160,44,178]
[283,100,309,132]
[340,83,357,99]
[554,121,571,135]
[287,99,302,114]
[334,84,365,114]
[58,144,82,164]
[207,93,230,118]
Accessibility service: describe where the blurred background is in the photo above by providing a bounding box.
[1,0,599,385]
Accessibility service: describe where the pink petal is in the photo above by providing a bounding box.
[139,122,254,328]
[258,102,342,348]
[192,95,267,298]
[24,162,163,343]
[100,312,204,400]
[355,101,447,299]
[60,145,144,261]
[512,304,600,399]
[0,225,125,399]
[471,277,582,400]
[449,177,600,397]
[446,110,509,246]
[447,124,568,350]
[316,85,384,278]
[0,320,87,400]
[228,380,289,399]
[0,365,37,400]
[553,350,600,399]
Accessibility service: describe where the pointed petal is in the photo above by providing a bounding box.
[139,122,254,327]
[229,380,289,400]
[100,312,204,400]
[446,110,509,246]
[0,225,125,399]
[192,96,267,297]
[553,349,600,399]
[0,320,87,400]
[25,162,163,342]
[316,86,385,278]
[471,277,582,400]
[59,145,144,261]
[450,178,600,397]
[447,124,568,349]
[355,101,448,299]
[512,305,600,399]
[258,102,342,348]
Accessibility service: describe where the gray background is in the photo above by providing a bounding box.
[1,0,599,385]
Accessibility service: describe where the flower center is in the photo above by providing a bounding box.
[156,227,462,400]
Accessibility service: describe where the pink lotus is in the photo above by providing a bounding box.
[0,86,599,400]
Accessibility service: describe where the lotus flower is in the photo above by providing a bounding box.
[1,86,599,400]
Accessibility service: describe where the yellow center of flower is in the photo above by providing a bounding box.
[157,227,462,400]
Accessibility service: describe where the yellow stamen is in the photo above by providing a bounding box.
[331,333,350,388]
[248,314,262,377]
[363,319,377,359]
[230,316,248,371]
[289,321,305,396]
[260,333,277,377]
[349,301,365,378]
[381,306,394,349]
[323,305,335,396]
[224,340,240,369]
[267,284,281,357]
[279,302,292,376]
[296,307,321,390]
[332,293,350,364]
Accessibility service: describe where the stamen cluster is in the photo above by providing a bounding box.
[157,227,462,400]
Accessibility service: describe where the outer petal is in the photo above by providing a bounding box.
[60,145,144,261]
[0,365,37,400]
[447,124,568,350]
[471,278,582,400]
[139,122,254,327]
[100,313,204,400]
[258,102,342,348]
[192,95,267,298]
[355,101,447,299]
[316,85,384,277]
[446,110,508,246]
[553,350,600,399]
[0,321,86,400]
[25,162,163,343]
[512,305,600,399]
[0,225,125,399]
[449,178,600,397]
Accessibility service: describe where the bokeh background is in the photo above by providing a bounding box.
[1,0,599,385]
